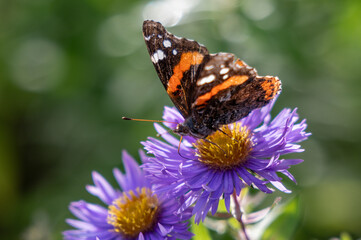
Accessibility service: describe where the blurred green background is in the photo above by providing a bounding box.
[1,0,361,239]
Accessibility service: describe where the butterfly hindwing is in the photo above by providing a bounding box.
[142,20,209,117]
[190,53,281,128]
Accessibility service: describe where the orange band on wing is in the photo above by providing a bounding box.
[167,52,204,95]
[195,75,249,106]
[235,59,246,67]
[261,76,281,100]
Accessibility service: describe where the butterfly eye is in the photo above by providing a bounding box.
[174,124,181,132]
[174,124,188,135]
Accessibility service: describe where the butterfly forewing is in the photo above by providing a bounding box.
[142,20,209,117]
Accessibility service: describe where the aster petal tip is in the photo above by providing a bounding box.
[138,232,145,240]
[91,171,101,180]
[138,149,147,162]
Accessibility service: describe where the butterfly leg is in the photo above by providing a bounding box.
[177,136,193,160]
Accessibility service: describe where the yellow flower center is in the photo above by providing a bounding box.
[194,123,253,170]
[107,187,159,238]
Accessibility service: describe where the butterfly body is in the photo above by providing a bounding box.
[143,20,281,139]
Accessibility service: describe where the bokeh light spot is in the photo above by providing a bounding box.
[143,0,200,27]
[97,14,141,57]
[10,38,65,92]
[242,0,275,21]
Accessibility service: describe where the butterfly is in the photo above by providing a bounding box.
[142,20,281,139]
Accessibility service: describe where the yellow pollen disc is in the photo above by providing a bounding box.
[107,187,159,238]
[194,123,253,170]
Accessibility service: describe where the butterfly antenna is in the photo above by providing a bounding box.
[123,117,180,138]
[177,136,192,160]
[122,117,177,124]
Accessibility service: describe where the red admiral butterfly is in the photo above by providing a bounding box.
[142,20,281,139]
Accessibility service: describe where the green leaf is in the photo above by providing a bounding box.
[217,198,228,213]
[261,197,301,240]
[228,217,239,229]
[191,218,212,240]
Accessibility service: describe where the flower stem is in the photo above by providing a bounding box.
[232,190,249,240]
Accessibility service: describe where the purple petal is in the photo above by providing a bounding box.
[65,219,99,231]
[223,171,235,194]
[204,171,223,192]
[121,150,147,191]
[138,232,145,240]
[113,168,127,191]
[270,181,291,193]
[158,223,171,236]
[162,106,184,129]
[87,171,117,205]
[224,194,231,212]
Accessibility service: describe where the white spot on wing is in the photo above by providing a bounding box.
[220,68,230,75]
[223,74,229,79]
[158,35,163,38]
[204,65,214,71]
[157,50,165,60]
[144,34,154,41]
[163,40,171,48]
[151,50,166,63]
[197,74,216,86]
[172,49,177,55]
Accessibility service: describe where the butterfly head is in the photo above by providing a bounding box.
[174,118,214,139]
[173,123,190,136]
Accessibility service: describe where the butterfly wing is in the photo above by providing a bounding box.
[190,53,281,129]
[143,20,209,117]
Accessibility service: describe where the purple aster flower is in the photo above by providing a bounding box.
[142,100,310,223]
[63,151,193,240]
